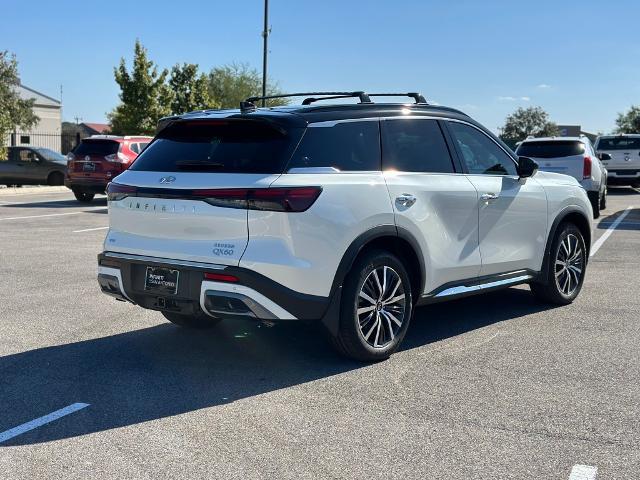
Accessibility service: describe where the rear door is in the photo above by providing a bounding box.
[381,118,481,294]
[446,120,547,277]
[516,140,586,181]
[105,119,303,267]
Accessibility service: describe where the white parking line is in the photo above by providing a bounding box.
[73,226,109,233]
[0,403,90,444]
[568,464,597,480]
[590,206,634,257]
[0,208,106,221]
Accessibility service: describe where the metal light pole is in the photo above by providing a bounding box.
[261,0,269,107]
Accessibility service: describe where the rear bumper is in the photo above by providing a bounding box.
[65,176,108,193]
[606,170,640,185]
[97,251,330,321]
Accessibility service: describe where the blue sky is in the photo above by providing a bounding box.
[3,0,639,133]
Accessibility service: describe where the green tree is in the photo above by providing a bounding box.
[0,51,38,156]
[169,63,216,114]
[614,105,640,134]
[208,63,288,108]
[108,40,173,135]
[499,106,559,148]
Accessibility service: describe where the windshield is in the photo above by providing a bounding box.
[596,137,640,151]
[516,141,585,158]
[130,120,302,173]
[34,148,67,162]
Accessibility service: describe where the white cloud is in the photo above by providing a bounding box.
[537,83,552,89]
[498,95,530,102]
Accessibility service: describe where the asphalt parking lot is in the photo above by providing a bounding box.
[0,187,638,479]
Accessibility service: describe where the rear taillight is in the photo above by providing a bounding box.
[583,156,592,179]
[105,184,322,212]
[106,182,137,201]
[193,187,322,212]
[105,152,129,163]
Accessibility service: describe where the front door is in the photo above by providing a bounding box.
[445,121,547,277]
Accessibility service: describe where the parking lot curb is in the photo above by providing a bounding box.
[0,186,69,196]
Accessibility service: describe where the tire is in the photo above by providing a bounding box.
[329,249,413,362]
[600,189,607,210]
[588,191,600,219]
[48,171,64,186]
[73,189,95,203]
[162,311,221,329]
[530,223,587,305]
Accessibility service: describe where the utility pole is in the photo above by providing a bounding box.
[261,0,269,107]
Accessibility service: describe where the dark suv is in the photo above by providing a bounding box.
[66,135,152,202]
[0,146,67,187]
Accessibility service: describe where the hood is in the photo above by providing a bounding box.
[533,170,581,187]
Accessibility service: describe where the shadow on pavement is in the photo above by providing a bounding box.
[0,288,553,446]
[597,208,640,231]
[1,197,107,209]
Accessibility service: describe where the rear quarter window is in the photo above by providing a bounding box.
[287,121,380,171]
[516,141,585,158]
[130,121,302,173]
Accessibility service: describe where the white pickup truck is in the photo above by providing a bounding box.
[595,134,640,188]
[516,136,607,218]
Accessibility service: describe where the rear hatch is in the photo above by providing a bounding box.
[517,140,586,180]
[68,139,123,182]
[105,118,305,266]
[596,136,640,171]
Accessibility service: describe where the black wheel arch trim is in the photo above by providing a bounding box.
[539,206,591,282]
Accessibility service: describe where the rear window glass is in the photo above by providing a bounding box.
[74,140,119,156]
[516,141,585,158]
[382,119,455,173]
[287,121,380,171]
[130,121,301,173]
[596,137,640,151]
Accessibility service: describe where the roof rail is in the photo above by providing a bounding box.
[242,91,371,112]
[367,92,428,104]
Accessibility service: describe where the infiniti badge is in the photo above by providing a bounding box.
[159,176,176,184]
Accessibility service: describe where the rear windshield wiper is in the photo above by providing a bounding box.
[175,161,225,171]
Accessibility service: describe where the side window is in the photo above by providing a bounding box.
[382,119,455,173]
[130,143,139,154]
[288,121,380,171]
[18,149,37,163]
[448,122,518,176]
[139,142,150,152]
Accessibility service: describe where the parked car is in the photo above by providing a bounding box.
[97,91,593,361]
[515,136,607,218]
[0,146,67,187]
[594,134,640,188]
[65,135,152,202]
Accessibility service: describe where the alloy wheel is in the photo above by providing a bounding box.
[554,233,584,296]
[356,266,407,348]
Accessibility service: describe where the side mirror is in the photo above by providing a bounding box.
[598,152,612,161]
[517,156,538,178]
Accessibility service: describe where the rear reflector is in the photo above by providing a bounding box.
[204,272,239,282]
[583,156,592,179]
[107,183,322,212]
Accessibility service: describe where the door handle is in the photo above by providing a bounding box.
[480,193,499,202]
[396,193,417,207]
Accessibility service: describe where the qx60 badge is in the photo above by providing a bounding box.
[159,176,176,184]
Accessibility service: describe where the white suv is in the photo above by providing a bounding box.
[595,134,640,188]
[515,136,607,218]
[98,92,593,361]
